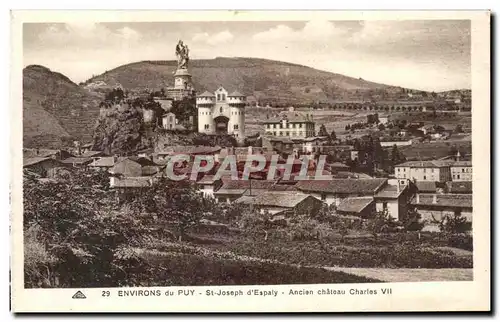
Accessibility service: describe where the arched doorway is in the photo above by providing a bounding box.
[214,115,229,134]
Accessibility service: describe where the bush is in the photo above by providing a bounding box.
[448,234,473,251]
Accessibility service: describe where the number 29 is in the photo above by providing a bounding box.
[102,291,110,297]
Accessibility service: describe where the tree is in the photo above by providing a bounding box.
[330,129,337,141]
[318,124,329,137]
[23,168,149,287]
[378,123,386,131]
[434,211,470,233]
[390,144,405,165]
[170,97,197,124]
[367,209,398,237]
[403,208,425,231]
[129,178,209,241]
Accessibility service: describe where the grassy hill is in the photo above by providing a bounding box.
[23,65,103,148]
[84,57,397,105]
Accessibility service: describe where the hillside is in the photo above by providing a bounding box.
[84,57,398,105]
[23,65,103,148]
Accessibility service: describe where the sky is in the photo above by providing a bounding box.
[23,20,471,91]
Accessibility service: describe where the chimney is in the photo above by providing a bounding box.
[456,151,461,161]
[416,193,420,204]
[432,194,437,204]
[397,181,400,194]
[248,146,253,155]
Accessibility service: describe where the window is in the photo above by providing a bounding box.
[457,175,460,179]
[217,94,221,101]
[279,131,283,136]
[423,175,426,180]
[382,202,388,210]
[220,107,223,113]
[431,169,434,173]
[404,168,406,172]
[423,168,426,173]
[204,124,210,130]
[462,169,465,173]
[321,193,326,201]
[397,168,400,172]
[233,124,239,130]
[273,132,277,136]
[221,94,226,100]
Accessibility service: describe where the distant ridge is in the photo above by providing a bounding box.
[84,57,401,105]
[23,65,103,148]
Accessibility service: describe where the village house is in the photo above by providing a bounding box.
[156,145,221,161]
[414,181,440,194]
[23,148,74,161]
[295,178,387,206]
[234,191,325,216]
[196,175,223,199]
[23,157,64,178]
[60,157,93,167]
[337,197,376,219]
[445,181,473,194]
[410,193,473,231]
[90,156,117,170]
[108,157,160,179]
[162,112,185,130]
[263,113,316,138]
[327,162,350,173]
[213,179,276,203]
[374,181,415,221]
[394,160,455,184]
[450,160,473,181]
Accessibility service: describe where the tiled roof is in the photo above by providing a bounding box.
[337,197,374,213]
[228,91,244,97]
[197,91,215,97]
[220,179,276,190]
[23,148,61,159]
[333,172,374,179]
[415,181,438,193]
[374,185,406,199]
[214,188,248,195]
[264,112,314,123]
[158,146,221,155]
[23,157,57,167]
[296,178,387,194]
[328,162,350,169]
[91,157,116,167]
[235,191,316,208]
[60,157,93,165]
[446,181,473,194]
[452,161,473,167]
[80,151,103,158]
[269,184,299,192]
[411,193,472,208]
[142,165,160,176]
[396,160,456,168]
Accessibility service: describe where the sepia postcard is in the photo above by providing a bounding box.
[10,10,490,312]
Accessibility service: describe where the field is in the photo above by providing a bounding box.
[399,141,472,160]
[130,226,473,284]
[245,106,379,136]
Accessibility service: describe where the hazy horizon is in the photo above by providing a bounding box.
[23,20,471,92]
